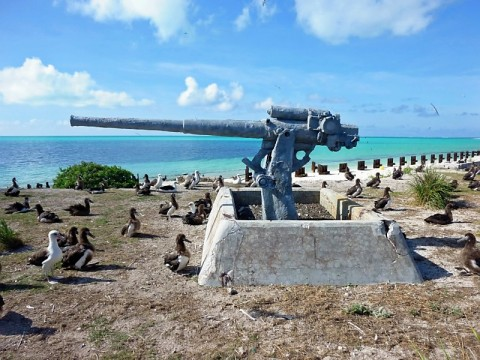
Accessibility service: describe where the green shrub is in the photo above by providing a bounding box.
[0,219,24,251]
[409,168,453,209]
[53,161,137,189]
[402,166,413,175]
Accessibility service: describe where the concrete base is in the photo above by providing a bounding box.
[198,187,422,286]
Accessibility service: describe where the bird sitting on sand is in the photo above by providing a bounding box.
[62,227,95,270]
[4,177,20,197]
[468,180,480,191]
[182,173,194,188]
[152,174,167,190]
[157,181,178,192]
[121,208,141,237]
[457,233,480,275]
[183,203,207,225]
[164,234,192,272]
[449,179,459,190]
[194,192,212,214]
[373,187,393,211]
[41,230,63,283]
[213,175,224,192]
[188,170,201,189]
[463,166,477,181]
[344,167,354,181]
[321,181,328,189]
[392,166,403,180]
[35,204,62,223]
[58,226,79,248]
[135,183,151,196]
[75,175,84,190]
[64,197,93,216]
[424,203,455,225]
[36,183,43,189]
[366,172,381,188]
[346,178,362,198]
[158,193,179,220]
[232,174,243,185]
[140,174,151,189]
[89,182,105,194]
[416,161,426,173]
[4,196,30,214]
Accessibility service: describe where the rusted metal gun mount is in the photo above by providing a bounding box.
[70,105,359,220]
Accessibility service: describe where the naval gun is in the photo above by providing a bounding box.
[70,105,359,220]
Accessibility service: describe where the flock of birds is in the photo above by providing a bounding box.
[1,163,479,311]
[335,163,480,275]
[1,171,218,291]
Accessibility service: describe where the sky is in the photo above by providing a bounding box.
[0,0,479,137]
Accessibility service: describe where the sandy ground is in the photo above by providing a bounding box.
[0,159,480,359]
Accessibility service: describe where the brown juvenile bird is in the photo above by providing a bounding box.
[344,167,354,181]
[159,193,179,220]
[64,198,93,216]
[424,203,455,225]
[457,233,480,275]
[121,207,141,237]
[62,227,96,270]
[366,172,381,188]
[164,234,192,272]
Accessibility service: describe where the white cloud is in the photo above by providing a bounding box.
[177,76,244,111]
[294,0,443,44]
[235,0,277,31]
[67,0,192,42]
[0,57,152,107]
[254,97,274,110]
[235,7,251,31]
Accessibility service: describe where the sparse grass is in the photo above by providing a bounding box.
[346,303,373,316]
[86,316,129,347]
[0,219,24,251]
[409,167,453,209]
[403,166,413,175]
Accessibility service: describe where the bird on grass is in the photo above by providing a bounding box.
[366,172,381,188]
[346,178,362,198]
[424,203,455,225]
[89,182,105,194]
[4,196,30,214]
[183,203,207,225]
[35,204,62,223]
[41,230,63,283]
[64,197,93,216]
[4,177,20,197]
[62,227,95,270]
[164,234,191,272]
[159,193,179,220]
[121,207,141,237]
[194,192,212,214]
[449,179,459,190]
[28,227,78,266]
[457,233,480,275]
[373,187,393,212]
[468,180,480,191]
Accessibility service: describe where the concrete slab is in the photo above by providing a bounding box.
[198,187,423,286]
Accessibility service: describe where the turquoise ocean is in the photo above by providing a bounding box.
[1,136,480,187]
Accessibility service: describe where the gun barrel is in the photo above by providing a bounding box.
[70,116,269,139]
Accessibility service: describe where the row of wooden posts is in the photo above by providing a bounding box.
[242,150,479,180]
[307,150,480,176]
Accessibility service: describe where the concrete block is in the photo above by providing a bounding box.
[198,187,423,287]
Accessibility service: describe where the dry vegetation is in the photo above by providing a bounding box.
[1,170,479,360]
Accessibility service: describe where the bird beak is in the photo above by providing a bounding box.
[457,236,468,243]
[88,231,96,238]
[183,238,192,243]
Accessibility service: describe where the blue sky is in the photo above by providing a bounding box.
[0,0,478,137]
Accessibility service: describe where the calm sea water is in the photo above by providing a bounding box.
[1,136,480,187]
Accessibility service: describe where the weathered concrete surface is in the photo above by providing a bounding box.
[198,187,422,286]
